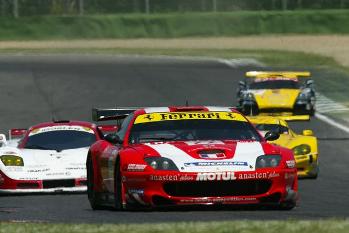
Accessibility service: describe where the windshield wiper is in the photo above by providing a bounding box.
[24,145,56,150]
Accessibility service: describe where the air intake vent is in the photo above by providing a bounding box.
[43,179,75,189]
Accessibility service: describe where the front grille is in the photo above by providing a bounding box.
[259,108,293,113]
[43,179,75,189]
[163,180,271,197]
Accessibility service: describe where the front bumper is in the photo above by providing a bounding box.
[295,153,319,178]
[0,170,87,194]
[122,169,298,207]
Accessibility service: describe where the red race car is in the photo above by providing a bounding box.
[87,106,298,210]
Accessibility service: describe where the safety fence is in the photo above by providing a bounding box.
[1,0,348,17]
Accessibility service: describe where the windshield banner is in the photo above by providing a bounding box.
[134,112,247,124]
[29,126,94,136]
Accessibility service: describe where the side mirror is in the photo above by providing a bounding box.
[264,131,280,141]
[0,134,7,147]
[302,130,313,136]
[239,80,246,87]
[105,133,122,144]
[305,79,314,87]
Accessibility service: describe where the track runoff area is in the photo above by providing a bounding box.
[0,55,348,223]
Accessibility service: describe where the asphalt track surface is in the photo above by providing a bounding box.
[0,55,348,223]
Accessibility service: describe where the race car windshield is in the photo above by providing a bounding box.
[24,130,96,151]
[254,124,288,134]
[250,80,300,90]
[129,120,262,144]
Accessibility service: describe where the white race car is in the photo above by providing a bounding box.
[0,120,106,194]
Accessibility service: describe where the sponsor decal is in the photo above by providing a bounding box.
[127,164,147,172]
[185,140,225,145]
[267,171,280,179]
[29,126,94,136]
[18,177,39,180]
[148,174,195,182]
[5,167,23,172]
[179,174,194,181]
[134,112,247,124]
[3,151,17,155]
[27,168,50,173]
[255,77,296,82]
[185,161,248,167]
[180,197,257,203]
[66,167,86,170]
[196,171,280,181]
[237,171,280,180]
[150,175,178,181]
[286,160,296,168]
[46,172,65,176]
[196,172,237,181]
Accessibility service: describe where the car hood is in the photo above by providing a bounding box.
[0,147,88,180]
[251,89,300,109]
[133,140,275,172]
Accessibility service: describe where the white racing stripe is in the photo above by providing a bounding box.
[146,142,264,172]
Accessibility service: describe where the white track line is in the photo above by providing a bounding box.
[315,113,349,134]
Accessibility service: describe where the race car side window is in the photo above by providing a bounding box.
[116,113,134,141]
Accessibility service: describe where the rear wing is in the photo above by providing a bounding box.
[97,125,119,134]
[249,114,310,122]
[277,115,310,121]
[92,108,138,122]
[245,71,311,79]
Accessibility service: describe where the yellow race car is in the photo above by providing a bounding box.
[237,71,316,116]
[247,115,319,179]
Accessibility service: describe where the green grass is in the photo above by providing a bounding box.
[1,10,349,40]
[0,220,348,233]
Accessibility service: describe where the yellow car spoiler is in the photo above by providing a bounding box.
[245,71,311,79]
[248,114,310,122]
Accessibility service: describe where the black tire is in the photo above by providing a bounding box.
[278,201,296,210]
[114,160,123,210]
[308,164,319,179]
[87,155,104,210]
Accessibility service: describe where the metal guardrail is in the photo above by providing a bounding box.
[1,0,348,18]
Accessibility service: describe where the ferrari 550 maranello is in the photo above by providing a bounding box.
[87,106,298,210]
[0,120,108,194]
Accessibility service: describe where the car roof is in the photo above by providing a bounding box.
[29,121,96,131]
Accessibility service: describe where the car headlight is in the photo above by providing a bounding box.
[0,155,24,166]
[296,90,311,102]
[144,157,178,171]
[255,155,281,168]
[292,144,311,155]
[243,92,255,101]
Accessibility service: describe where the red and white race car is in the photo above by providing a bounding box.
[87,106,298,210]
[0,120,115,194]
